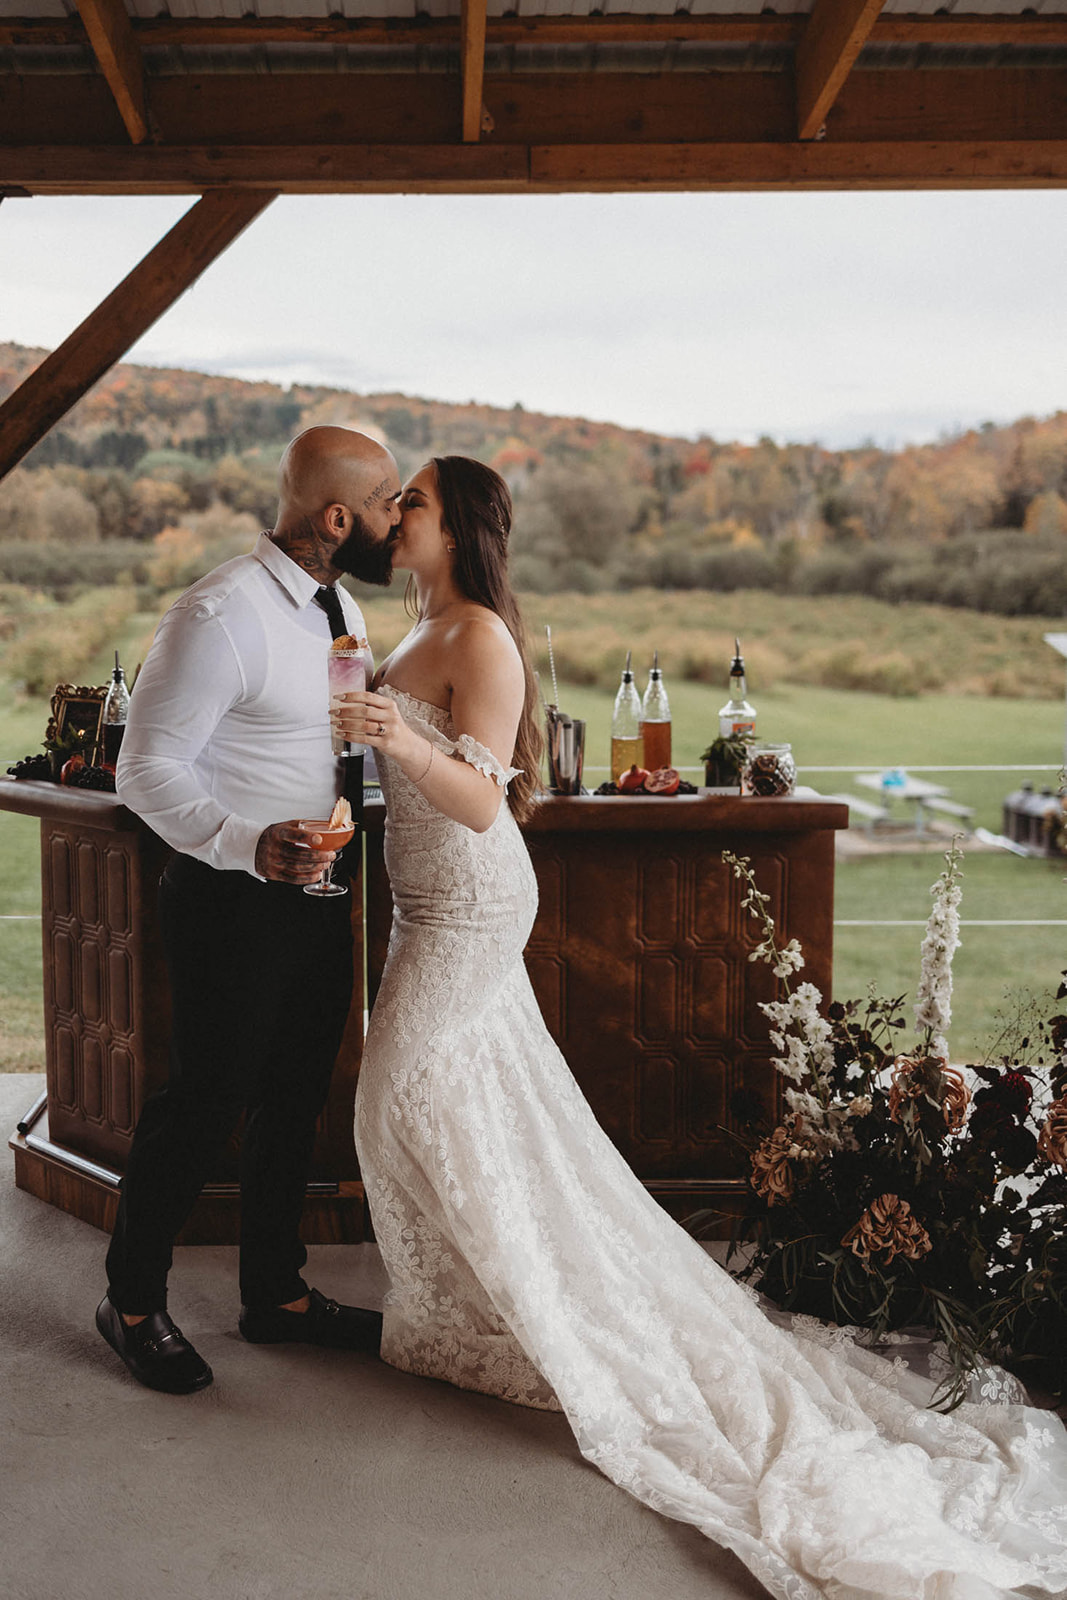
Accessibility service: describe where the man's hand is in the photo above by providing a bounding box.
[254,821,335,885]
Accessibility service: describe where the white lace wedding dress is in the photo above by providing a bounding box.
[355,686,1067,1600]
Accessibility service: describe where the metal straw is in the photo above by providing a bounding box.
[545,625,560,708]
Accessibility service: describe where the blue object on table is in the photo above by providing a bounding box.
[881,768,907,791]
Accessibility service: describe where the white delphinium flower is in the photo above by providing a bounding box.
[848,1095,874,1118]
[773,939,805,981]
[784,1088,822,1123]
[761,983,836,1095]
[914,839,964,1061]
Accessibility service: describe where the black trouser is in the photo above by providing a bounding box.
[105,853,354,1314]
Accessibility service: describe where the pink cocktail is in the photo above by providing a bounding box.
[328,646,369,755]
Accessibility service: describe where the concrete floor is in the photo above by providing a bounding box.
[0,1074,768,1600]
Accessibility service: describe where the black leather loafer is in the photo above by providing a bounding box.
[96,1295,213,1394]
[238,1288,382,1353]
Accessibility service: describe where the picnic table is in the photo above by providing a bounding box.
[854,771,957,835]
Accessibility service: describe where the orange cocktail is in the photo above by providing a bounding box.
[301,798,355,898]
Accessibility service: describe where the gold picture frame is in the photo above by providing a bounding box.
[45,683,107,757]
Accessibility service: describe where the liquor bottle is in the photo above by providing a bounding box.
[611,650,644,782]
[101,652,130,766]
[640,650,672,771]
[718,637,756,738]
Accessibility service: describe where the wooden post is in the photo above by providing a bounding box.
[796,0,885,141]
[0,190,276,480]
[461,0,489,143]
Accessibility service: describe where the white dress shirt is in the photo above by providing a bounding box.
[116,534,369,878]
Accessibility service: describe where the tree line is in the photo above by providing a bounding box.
[1,342,1066,616]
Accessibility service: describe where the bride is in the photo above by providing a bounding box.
[334,455,1067,1600]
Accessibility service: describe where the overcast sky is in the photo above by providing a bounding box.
[3,190,1065,449]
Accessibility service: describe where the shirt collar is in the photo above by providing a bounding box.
[252,532,329,610]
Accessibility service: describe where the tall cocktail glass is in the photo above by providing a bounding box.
[328,646,370,756]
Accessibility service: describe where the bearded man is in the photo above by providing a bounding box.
[96,426,399,1393]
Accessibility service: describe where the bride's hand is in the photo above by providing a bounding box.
[332,690,426,771]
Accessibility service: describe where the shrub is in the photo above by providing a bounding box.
[3,587,139,696]
[0,541,147,596]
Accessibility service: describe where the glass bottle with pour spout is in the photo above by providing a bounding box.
[718,637,756,739]
[611,650,644,782]
[101,652,130,766]
[640,650,671,771]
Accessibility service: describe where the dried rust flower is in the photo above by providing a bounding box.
[750,1116,810,1206]
[887,1054,969,1134]
[1038,1097,1067,1168]
[841,1193,933,1265]
[887,1055,926,1123]
[939,1066,971,1134]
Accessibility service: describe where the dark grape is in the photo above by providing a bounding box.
[65,764,117,792]
[7,753,52,780]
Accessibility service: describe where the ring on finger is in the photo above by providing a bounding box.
[376,720,385,736]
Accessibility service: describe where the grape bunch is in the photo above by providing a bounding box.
[7,753,52,780]
[64,764,117,793]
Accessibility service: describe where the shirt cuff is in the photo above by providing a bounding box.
[215,813,271,879]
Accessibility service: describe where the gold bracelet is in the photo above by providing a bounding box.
[412,741,434,784]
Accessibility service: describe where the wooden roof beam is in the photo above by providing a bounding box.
[0,190,274,480]
[6,13,1067,48]
[74,0,150,145]
[461,0,489,143]
[796,0,885,141]
[4,142,1067,196]
[6,66,1067,152]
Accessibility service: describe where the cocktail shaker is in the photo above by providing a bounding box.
[546,707,585,795]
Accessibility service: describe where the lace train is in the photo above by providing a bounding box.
[356,686,1067,1600]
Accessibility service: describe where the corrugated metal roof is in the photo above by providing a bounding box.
[5,0,1067,78]
[12,0,1067,19]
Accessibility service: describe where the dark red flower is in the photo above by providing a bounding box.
[969,1097,1014,1143]
[1001,1070,1033,1111]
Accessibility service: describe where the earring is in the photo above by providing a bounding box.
[446,543,456,553]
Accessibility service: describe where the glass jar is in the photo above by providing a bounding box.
[742,741,796,798]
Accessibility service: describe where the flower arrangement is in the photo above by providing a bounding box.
[706,843,1067,1405]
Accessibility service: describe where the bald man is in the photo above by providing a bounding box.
[97,428,400,1394]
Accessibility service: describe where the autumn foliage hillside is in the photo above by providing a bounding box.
[2,341,1067,618]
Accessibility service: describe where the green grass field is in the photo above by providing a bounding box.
[2,600,1065,1070]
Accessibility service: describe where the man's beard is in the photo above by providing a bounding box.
[332,512,395,587]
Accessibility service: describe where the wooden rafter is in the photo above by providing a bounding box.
[0,190,275,479]
[796,0,886,141]
[461,0,489,144]
[73,0,149,145]
[6,12,1067,49]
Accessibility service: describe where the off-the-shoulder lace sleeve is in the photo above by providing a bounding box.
[454,733,522,789]
[402,707,521,790]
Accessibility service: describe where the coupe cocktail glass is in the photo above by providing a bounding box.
[300,819,356,898]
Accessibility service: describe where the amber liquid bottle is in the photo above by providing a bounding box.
[611,650,644,781]
[639,651,672,770]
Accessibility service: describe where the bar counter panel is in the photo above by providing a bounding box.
[366,790,847,1225]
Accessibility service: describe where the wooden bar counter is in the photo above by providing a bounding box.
[6,777,846,1241]
[365,789,848,1232]
[3,777,367,1243]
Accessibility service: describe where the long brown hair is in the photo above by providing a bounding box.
[431,455,543,823]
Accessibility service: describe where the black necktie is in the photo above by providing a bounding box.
[314,583,347,639]
[313,585,364,838]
